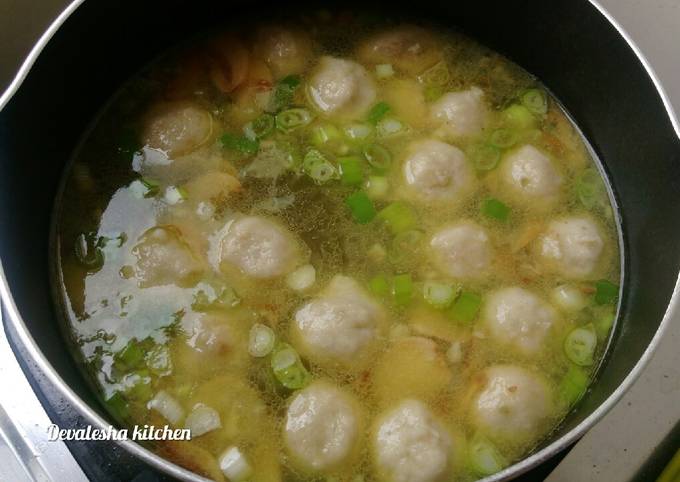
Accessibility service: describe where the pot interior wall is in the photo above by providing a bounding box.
[0,0,678,467]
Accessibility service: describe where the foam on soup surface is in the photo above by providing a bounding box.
[55,11,621,482]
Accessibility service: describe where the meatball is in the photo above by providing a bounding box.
[373,400,452,482]
[471,365,552,443]
[537,216,605,279]
[401,139,475,203]
[308,56,377,120]
[429,221,492,279]
[218,216,301,279]
[255,25,312,79]
[291,275,385,367]
[143,102,213,157]
[499,144,562,205]
[430,87,488,138]
[483,287,556,355]
[357,26,443,75]
[284,381,362,472]
[132,225,204,288]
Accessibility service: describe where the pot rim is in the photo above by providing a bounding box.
[0,1,678,481]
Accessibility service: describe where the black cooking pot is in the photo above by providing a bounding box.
[1,0,679,480]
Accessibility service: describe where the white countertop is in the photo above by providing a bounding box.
[0,1,678,481]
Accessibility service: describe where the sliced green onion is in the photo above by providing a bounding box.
[105,391,129,421]
[424,85,444,102]
[481,198,510,221]
[367,102,391,125]
[564,323,597,366]
[338,156,365,186]
[593,305,616,340]
[369,274,390,298]
[375,64,395,78]
[219,446,253,482]
[164,185,187,205]
[303,149,337,184]
[221,133,259,155]
[243,114,275,141]
[74,232,105,271]
[115,338,149,371]
[185,403,221,437]
[286,264,316,291]
[417,61,450,86]
[576,168,606,210]
[310,123,342,147]
[148,390,184,425]
[469,143,501,171]
[489,128,518,149]
[389,229,424,265]
[276,108,313,133]
[521,88,548,115]
[594,279,619,305]
[502,104,536,130]
[469,433,507,476]
[449,292,482,323]
[267,74,301,112]
[377,117,406,138]
[248,323,276,358]
[363,143,392,172]
[392,274,414,306]
[365,176,389,199]
[551,284,588,312]
[345,191,377,224]
[558,365,589,407]
[344,122,374,141]
[423,281,456,309]
[270,343,311,390]
[377,201,418,234]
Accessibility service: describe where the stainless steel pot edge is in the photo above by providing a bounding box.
[0,1,677,481]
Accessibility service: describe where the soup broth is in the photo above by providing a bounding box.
[55,11,621,482]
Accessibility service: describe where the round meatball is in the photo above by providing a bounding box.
[357,26,443,75]
[430,87,488,138]
[402,139,475,203]
[499,144,562,205]
[483,287,556,355]
[284,381,362,472]
[143,102,213,157]
[471,365,552,443]
[429,221,492,279]
[218,216,301,279]
[132,225,204,288]
[308,56,377,120]
[292,275,385,367]
[373,400,452,482]
[255,25,311,79]
[537,216,605,279]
